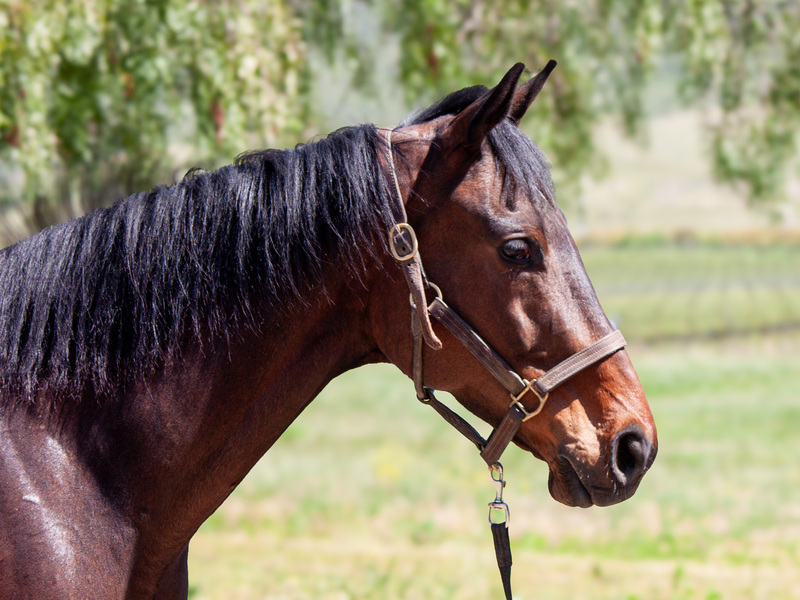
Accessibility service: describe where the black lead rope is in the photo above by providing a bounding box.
[423,389,516,597]
[491,523,513,600]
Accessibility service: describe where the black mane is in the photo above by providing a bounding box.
[0,86,554,403]
[0,125,395,401]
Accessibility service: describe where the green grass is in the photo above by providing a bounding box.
[580,242,800,341]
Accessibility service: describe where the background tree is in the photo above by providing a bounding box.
[0,0,305,231]
[333,0,800,204]
[1,0,798,238]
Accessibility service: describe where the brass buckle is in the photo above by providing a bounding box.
[510,379,549,422]
[388,223,418,262]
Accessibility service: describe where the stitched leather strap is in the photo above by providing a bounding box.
[422,297,627,466]
[480,406,525,466]
[428,298,525,395]
[535,329,626,394]
[426,389,489,453]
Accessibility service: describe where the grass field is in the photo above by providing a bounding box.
[186,243,800,600]
[581,242,800,342]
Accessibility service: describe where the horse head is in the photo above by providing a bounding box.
[371,63,657,508]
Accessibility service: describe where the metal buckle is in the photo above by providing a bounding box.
[388,223,418,262]
[510,379,549,422]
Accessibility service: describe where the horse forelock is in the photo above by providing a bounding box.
[488,121,555,210]
[0,124,395,404]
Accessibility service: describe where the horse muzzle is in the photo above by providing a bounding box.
[549,424,658,508]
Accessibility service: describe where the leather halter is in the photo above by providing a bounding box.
[384,128,628,466]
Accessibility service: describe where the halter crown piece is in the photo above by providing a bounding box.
[385,128,442,351]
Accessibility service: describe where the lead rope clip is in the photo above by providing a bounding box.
[488,463,514,599]
[488,463,510,527]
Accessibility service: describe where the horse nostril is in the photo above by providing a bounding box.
[611,426,652,486]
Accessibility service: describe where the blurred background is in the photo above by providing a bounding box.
[1,1,798,598]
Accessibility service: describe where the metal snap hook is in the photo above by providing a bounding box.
[488,462,510,527]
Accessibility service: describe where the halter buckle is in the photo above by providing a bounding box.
[510,379,549,422]
[388,223,418,262]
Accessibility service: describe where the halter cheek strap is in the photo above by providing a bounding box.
[385,128,441,351]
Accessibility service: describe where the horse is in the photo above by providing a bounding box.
[0,62,656,599]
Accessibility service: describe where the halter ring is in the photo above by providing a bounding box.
[408,281,442,310]
[510,379,549,421]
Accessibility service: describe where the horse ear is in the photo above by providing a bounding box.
[508,60,557,125]
[444,63,526,151]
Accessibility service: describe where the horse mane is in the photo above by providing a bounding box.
[0,125,395,402]
[0,85,555,404]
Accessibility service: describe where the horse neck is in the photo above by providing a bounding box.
[72,275,381,556]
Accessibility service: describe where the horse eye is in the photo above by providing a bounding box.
[500,239,534,265]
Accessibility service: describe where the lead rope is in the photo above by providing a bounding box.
[409,279,517,599]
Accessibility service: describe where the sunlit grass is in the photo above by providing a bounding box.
[582,242,800,341]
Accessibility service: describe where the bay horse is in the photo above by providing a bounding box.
[0,63,656,599]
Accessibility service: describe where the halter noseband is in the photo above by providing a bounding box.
[384,127,628,466]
